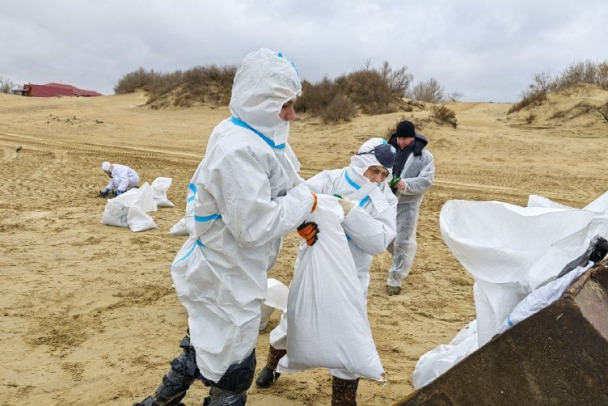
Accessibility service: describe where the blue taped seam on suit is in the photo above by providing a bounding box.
[230,117,285,149]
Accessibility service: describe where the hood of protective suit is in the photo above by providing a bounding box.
[229,48,302,147]
[350,138,394,179]
[347,138,394,213]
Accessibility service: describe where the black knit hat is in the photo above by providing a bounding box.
[396,120,416,138]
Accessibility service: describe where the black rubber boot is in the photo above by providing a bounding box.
[133,335,197,406]
[203,387,247,406]
[132,397,186,406]
[331,376,359,406]
[254,345,286,388]
[202,350,256,406]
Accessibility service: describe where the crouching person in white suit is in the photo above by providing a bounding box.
[255,138,398,406]
[100,161,140,197]
[133,48,319,406]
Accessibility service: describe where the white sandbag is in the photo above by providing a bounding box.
[151,177,175,207]
[413,320,478,389]
[277,195,384,381]
[170,218,189,236]
[440,200,594,346]
[127,206,157,232]
[259,278,289,331]
[130,183,158,213]
[101,182,158,232]
[101,199,129,227]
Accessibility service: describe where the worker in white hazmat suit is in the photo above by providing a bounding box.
[100,161,140,197]
[133,48,319,406]
[255,138,398,405]
[386,120,435,295]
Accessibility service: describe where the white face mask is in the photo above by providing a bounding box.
[270,121,290,146]
[229,48,301,145]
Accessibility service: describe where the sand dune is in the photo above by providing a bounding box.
[1,87,606,405]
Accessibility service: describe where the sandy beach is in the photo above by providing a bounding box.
[1,85,606,405]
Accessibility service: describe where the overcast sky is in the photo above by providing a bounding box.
[1,0,606,102]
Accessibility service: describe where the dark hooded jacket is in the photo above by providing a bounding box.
[387,133,435,203]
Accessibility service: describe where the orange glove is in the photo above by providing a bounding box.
[310,192,318,213]
[297,222,319,246]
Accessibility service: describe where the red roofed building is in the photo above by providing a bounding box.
[24,83,102,97]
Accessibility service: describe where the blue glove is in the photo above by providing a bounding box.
[115,190,122,196]
[100,188,110,197]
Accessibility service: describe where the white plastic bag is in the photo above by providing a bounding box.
[277,195,384,381]
[101,183,158,232]
[101,200,129,227]
[151,177,175,207]
[259,278,289,331]
[127,206,158,232]
[169,218,189,236]
[440,200,593,346]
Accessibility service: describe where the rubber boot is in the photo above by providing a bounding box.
[132,397,186,406]
[203,387,247,406]
[254,345,286,388]
[331,376,359,406]
[133,336,197,406]
[132,355,193,406]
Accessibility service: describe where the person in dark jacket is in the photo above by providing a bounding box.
[386,120,435,295]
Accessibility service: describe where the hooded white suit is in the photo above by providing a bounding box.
[306,138,397,296]
[104,163,139,192]
[170,48,314,383]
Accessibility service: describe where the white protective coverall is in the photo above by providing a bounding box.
[170,48,315,383]
[105,163,140,192]
[387,136,435,287]
[270,137,397,380]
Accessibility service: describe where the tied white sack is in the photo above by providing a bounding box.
[260,278,289,331]
[101,182,158,232]
[277,195,384,381]
[170,218,189,236]
[151,177,175,207]
[440,200,594,346]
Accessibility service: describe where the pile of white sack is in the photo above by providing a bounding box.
[101,177,174,232]
[413,191,608,389]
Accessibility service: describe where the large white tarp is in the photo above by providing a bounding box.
[413,191,608,389]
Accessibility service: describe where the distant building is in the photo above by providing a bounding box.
[11,87,26,96]
[23,82,102,97]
